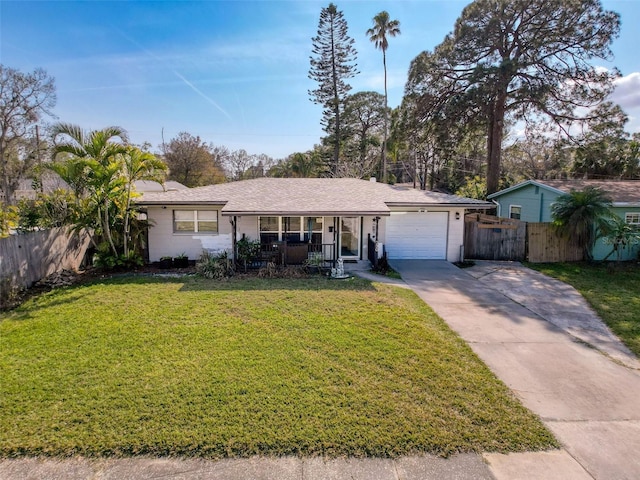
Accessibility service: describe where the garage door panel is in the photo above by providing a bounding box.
[386,212,448,259]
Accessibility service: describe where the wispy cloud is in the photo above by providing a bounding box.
[114,28,232,120]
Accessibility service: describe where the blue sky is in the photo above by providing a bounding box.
[1,0,639,159]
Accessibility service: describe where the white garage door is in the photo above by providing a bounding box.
[385,212,448,259]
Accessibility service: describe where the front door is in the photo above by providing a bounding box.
[339,217,360,259]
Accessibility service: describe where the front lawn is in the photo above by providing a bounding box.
[527,262,640,357]
[0,276,556,458]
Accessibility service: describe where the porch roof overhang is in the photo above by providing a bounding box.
[220,209,390,217]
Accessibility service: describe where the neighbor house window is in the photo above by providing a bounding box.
[509,205,522,220]
[625,213,640,226]
[173,210,218,233]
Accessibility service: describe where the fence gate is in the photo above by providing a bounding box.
[464,214,526,261]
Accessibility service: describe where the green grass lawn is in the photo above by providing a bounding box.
[0,275,557,458]
[527,262,640,357]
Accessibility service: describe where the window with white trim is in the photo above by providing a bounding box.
[625,213,640,226]
[173,210,218,233]
[509,205,522,220]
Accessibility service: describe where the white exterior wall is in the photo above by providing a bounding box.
[377,207,465,262]
[237,216,259,240]
[447,208,465,262]
[147,206,232,262]
[147,208,465,263]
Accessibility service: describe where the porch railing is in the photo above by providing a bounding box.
[247,241,335,268]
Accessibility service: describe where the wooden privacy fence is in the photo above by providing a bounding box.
[526,222,583,262]
[0,227,91,291]
[464,214,582,263]
[464,214,527,261]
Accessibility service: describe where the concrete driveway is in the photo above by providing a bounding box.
[391,260,640,480]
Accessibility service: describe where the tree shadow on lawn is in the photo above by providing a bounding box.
[1,274,379,321]
[176,274,377,293]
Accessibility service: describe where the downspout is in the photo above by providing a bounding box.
[491,199,500,217]
[539,193,544,222]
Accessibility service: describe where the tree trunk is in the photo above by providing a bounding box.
[486,90,506,195]
[123,184,132,257]
[382,49,388,183]
[334,98,340,175]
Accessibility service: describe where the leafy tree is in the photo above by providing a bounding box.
[309,3,358,175]
[16,189,79,232]
[551,186,613,261]
[268,151,324,178]
[0,65,56,204]
[342,91,385,176]
[161,132,225,187]
[367,11,400,183]
[393,79,488,191]
[225,149,255,181]
[571,102,638,179]
[0,202,18,237]
[405,0,620,194]
[502,128,570,181]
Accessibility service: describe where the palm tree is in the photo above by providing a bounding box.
[367,11,400,183]
[550,186,612,261]
[51,123,128,257]
[121,146,167,257]
[599,215,640,262]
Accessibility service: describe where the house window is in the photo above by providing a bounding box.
[625,213,640,226]
[509,205,522,220]
[283,216,302,243]
[259,216,279,244]
[173,210,218,233]
[259,216,323,244]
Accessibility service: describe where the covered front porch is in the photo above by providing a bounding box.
[229,214,383,268]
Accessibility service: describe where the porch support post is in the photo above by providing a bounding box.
[333,217,338,268]
[230,216,238,270]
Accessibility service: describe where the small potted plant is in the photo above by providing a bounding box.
[159,256,173,269]
[174,253,189,268]
[304,252,325,275]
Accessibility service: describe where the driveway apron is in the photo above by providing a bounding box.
[391,260,640,480]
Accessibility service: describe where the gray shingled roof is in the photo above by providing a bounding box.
[137,178,491,215]
[541,180,640,204]
[134,180,188,192]
[489,179,640,205]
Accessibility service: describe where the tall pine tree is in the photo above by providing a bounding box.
[309,3,358,175]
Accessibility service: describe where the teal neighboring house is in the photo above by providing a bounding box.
[488,179,640,261]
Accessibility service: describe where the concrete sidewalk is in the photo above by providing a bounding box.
[0,454,495,480]
[391,260,640,480]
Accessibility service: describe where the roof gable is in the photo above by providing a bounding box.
[487,180,564,199]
